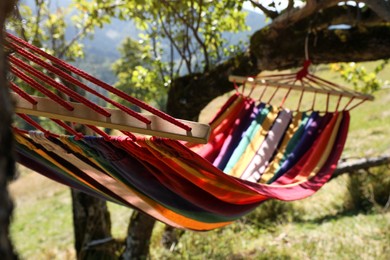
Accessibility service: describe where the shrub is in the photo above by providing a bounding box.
[344,166,390,213]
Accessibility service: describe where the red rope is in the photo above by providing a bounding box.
[17,113,59,138]
[233,79,239,93]
[10,65,74,111]
[346,98,366,111]
[120,131,137,141]
[279,87,292,108]
[10,82,38,105]
[335,94,342,111]
[50,119,84,140]
[296,89,305,111]
[6,33,192,131]
[8,41,151,124]
[296,60,311,81]
[86,125,110,141]
[326,93,330,112]
[9,55,111,117]
[311,91,317,112]
[267,86,279,104]
[258,84,268,103]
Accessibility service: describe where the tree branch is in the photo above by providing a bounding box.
[249,0,279,19]
[159,0,210,71]
[332,155,390,179]
[360,0,390,21]
[158,11,192,74]
[270,0,341,31]
[251,24,390,70]
[167,51,259,120]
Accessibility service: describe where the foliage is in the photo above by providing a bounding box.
[330,61,389,94]
[117,0,248,74]
[344,166,390,213]
[111,37,168,109]
[110,0,249,109]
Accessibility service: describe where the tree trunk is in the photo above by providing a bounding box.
[121,211,155,260]
[54,73,115,259]
[0,0,18,259]
[167,52,259,120]
[71,190,115,260]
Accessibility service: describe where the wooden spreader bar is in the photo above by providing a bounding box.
[13,93,211,144]
[228,75,374,101]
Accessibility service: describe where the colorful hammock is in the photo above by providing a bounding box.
[6,33,373,231]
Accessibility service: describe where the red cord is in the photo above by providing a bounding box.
[335,94,342,111]
[50,119,84,140]
[10,65,74,111]
[233,79,239,93]
[86,125,110,141]
[296,89,305,111]
[10,82,38,105]
[6,33,191,131]
[9,55,111,117]
[8,41,151,124]
[279,87,292,108]
[17,113,59,138]
[267,86,279,105]
[311,91,317,111]
[120,131,137,141]
[296,60,311,81]
[326,93,330,112]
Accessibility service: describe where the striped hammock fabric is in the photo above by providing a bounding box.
[14,93,350,231]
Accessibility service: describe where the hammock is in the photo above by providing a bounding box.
[6,33,373,231]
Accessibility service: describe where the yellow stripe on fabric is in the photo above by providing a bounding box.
[260,112,303,183]
[60,136,105,173]
[15,133,109,198]
[229,108,279,178]
[293,112,343,183]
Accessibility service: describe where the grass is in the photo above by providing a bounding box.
[9,62,390,259]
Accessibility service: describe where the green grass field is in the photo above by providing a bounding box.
[9,63,390,259]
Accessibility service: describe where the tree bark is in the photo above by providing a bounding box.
[333,155,390,179]
[167,52,259,120]
[0,0,18,259]
[61,89,114,259]
[71,190,115,260]
[121,211,155,260]
[250,2,390,70]
[251,24,390,71]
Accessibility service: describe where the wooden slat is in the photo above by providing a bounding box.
[228,75,374,101]
[13,93,211,144]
